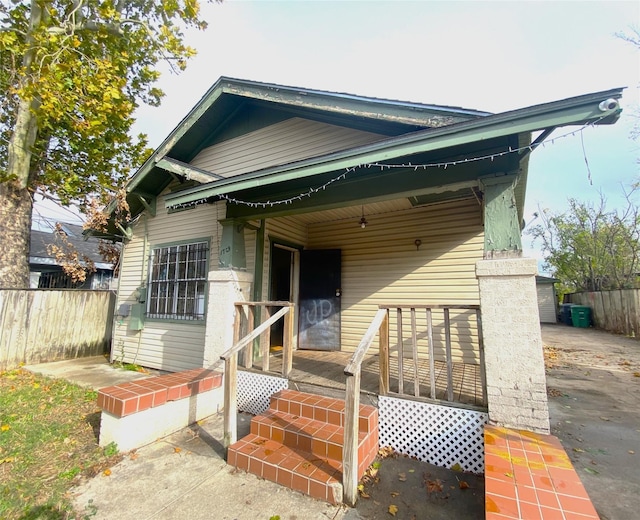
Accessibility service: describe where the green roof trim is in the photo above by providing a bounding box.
[163,87,624,209]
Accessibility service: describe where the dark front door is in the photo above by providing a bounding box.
[269,244,295,347]
[298,249,341,350]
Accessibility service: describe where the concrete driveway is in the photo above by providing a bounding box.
[542,324,640,520]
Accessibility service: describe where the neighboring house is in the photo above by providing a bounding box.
[102,77,623,435]
[30,223,117,290]
[536,275,560,323]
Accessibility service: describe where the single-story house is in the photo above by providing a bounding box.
[101,77,622,438]
[30,223,117,290]
[536,275,560,323]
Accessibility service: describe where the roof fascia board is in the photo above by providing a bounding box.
[126,77,489,194]
[157,157,225,182]
[164,88,623,208]
[221,79,491,124]
[127,78,227,191]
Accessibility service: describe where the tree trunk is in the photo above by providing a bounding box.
[0,1,41,288]
[0,181,33,288]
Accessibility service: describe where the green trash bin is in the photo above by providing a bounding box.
[571,305,591,328]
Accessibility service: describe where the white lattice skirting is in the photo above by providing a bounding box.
[379,395,488,474]
[237,371,288,415]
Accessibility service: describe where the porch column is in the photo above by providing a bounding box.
[476,174,550,434]
[480,174,522,257]
[203,270,253,367]
[219,218,247,269]
[201,215,251,366]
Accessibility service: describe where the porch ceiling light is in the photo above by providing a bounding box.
[360,206,368,229]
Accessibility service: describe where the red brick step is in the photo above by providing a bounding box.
[227,389,379,504]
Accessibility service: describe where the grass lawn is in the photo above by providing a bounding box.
[0,368,121,520]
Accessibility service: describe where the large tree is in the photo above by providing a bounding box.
[0,1,209,288]
[529,192,640,292]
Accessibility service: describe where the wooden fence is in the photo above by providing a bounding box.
[0,290,115,370]
[568,289,640,339]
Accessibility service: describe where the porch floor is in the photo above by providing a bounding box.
[250,349,485,408]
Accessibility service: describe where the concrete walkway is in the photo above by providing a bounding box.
[24,356,348,520]
[24,355,158,389]
[72,412,347,520]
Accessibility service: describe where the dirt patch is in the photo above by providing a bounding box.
[542,324,640,520]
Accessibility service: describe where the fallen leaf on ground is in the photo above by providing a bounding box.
[390,491,400,497]
[599,417,610,421]
[103,468,111,476]
[459,480,469,489]
[425,479,444,493]
[398,472,407,482]
[174,447,182,453]
[584,467,599,475]
[572,448,584,453]
[450,463,462,472]
[388,504,398,516]
[629,450,635,455]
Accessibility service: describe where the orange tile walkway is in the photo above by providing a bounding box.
[484,425,599,520]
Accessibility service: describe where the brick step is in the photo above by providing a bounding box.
[228,433,344,504]
[250,409,376,466]
[270,389,378,433]
[227,389,379,505]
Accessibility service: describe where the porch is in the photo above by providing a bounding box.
[252,349,486,408]
[221,300,488,505]
[231,301,487,411]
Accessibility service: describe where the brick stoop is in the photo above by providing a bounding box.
[227,389,379,504]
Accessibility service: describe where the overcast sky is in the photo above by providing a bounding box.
[36,1,640,265]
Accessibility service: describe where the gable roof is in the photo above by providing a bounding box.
[112,77,624,234]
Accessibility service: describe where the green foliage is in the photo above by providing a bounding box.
[0,369,117,518]
[528,191,640,292]
[103,441,119,457]
[0,0,209,205]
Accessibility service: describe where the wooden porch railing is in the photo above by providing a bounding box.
[220,301,294,448]
[342,304,486,506]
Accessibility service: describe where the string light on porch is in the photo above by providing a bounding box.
[169,117,607,211]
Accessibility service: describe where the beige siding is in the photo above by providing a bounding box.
[537,284,557,323]
[191,118,383,177]
[113,190,223,372]
[306,198,484,362]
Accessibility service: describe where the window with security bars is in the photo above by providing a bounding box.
[147,241,208,320]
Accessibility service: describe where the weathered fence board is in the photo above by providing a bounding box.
[0,290,115,370]
[569,289,640,339]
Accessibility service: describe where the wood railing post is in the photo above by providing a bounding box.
[410,307,420,397]
[426,308,436,400]
[444,308,454,402]
[397,308,404,395]
[260,306,272,372]
[379,309,389,395]
[242,305,255,369]
[282,306,294,378]
[343,370,361,507]
[223,353,238,449]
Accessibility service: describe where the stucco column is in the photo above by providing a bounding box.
[476,258,550,433]
[203,270,253,368]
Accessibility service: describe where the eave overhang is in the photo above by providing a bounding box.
[127,77,491,195]
[163,87,624,209]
